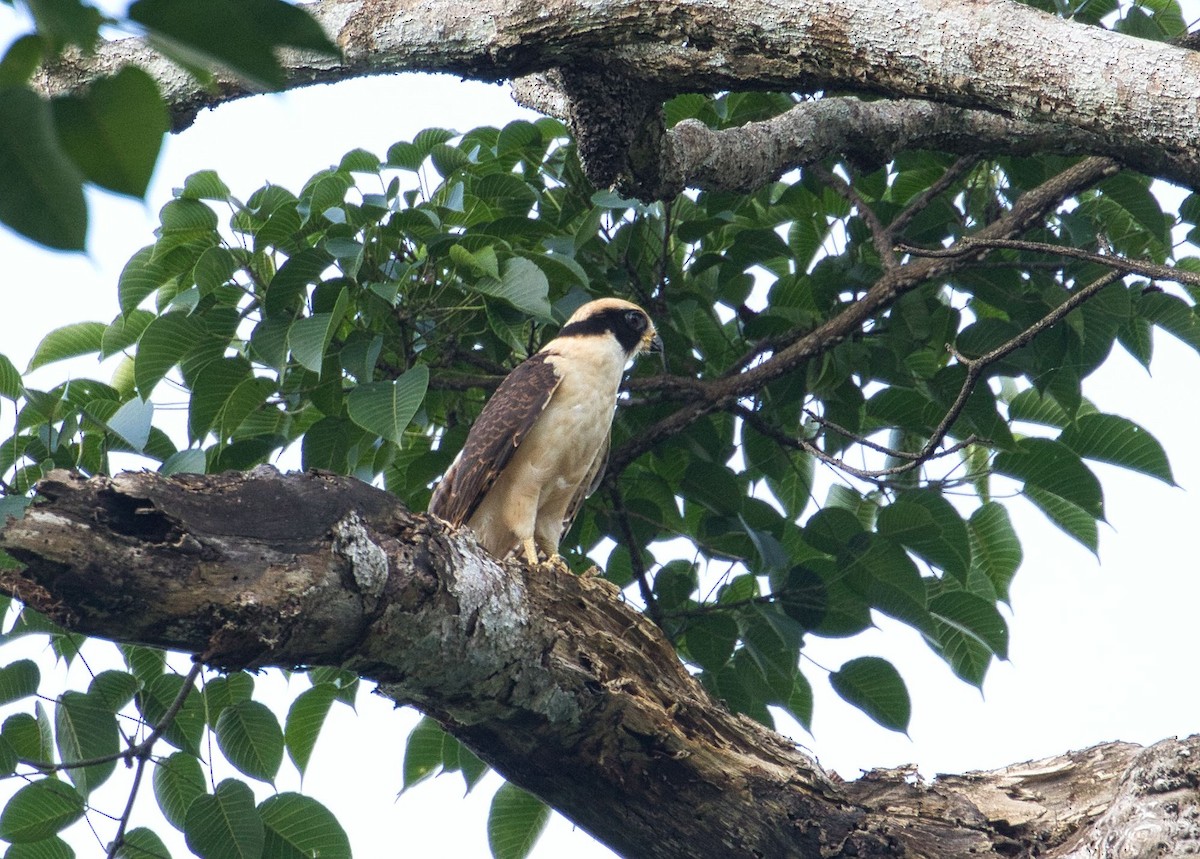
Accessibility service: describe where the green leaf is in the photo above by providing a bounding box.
[138,673,205,755]
[837,535,928,634]
[284,683,336,778]
[51,66,166,198]
[114,827,170,859]
[305,668,358,707]
[993,438,1104,520]
[121,645,166,685]
[23,0,102,48]
[129,0,339,91]
[193,246,240,295]
[183,778,264,859]
[215,701,285,783]
[27,322,105,371]
[161,448,208,476]
[3,834,75,858]
[55,691,119,796]
[967,503,1022,602]
[118,246,173,314]
[346,366,429,445]
[87,670,140,712]
[0,779,86,843]
[1059,413,1174,485]
[928,591,1009,686]
[786,671,814,731]
[180,169,232,201]
[153,751,207,832]
[475,257,553,319]
[876,491,971,579]
[188,357,253,442]
[487,783,551,859]
[2,710,50,763]
[258,793,351,859]
[1007,387,1070,428]
[0,36,47,88]
[202,673,255,728]
[100,309,155,359]
[0,352,22,398]
[828,656,911,733]
[105,397,154,453]
[740,604,804,702]
[135,314,203,397]
[402,716,450,792]
[1024,486,1099,553]
[0,659,40,706]
[0,85,86,250]
[682,612,738,672]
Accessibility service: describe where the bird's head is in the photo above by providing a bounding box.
[558,298,662,358]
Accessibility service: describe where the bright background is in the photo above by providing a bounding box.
[2,5,1199,857]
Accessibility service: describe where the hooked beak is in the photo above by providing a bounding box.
[645,331,664,354]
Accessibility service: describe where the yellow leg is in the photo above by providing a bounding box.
[521,537,539,566]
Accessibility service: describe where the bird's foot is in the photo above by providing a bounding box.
[534,553,572,575]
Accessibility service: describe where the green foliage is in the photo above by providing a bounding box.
[487,783,551,859]
[403,716,489,794]
[1,39,1197,854]
[0,0,337,250]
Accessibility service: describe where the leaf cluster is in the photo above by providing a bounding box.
[0,596,357,856]
[0,0,337,250]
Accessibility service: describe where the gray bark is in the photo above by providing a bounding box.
[31,0,1200,197]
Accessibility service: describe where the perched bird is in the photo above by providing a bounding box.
[429,298,662,565]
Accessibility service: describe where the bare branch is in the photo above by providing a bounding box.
[899,237,1200,287]
[606,484,661,624]
[890,156,980,237]
[808,163,898,270]
[5,471,1200,857]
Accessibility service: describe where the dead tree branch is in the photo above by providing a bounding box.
[1,469,1198,858]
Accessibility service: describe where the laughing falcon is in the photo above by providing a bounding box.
[429,298,662,565]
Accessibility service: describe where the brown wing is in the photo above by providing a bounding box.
[428,353,562,526]
[561,431,609,537]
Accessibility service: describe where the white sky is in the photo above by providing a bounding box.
[3,6,1200,859]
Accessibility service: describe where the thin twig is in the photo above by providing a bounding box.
[911,268,1124,472]
[898,236,1200,287]
[890,156,979,237]
[17,661,204,774]
[105,659,204,858]
[607,484,661,624]
[809,164,898,269]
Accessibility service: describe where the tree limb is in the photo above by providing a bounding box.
[2,468,1198,858]
[30,0,1200,195]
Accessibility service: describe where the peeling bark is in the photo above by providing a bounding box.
[2,468,1198,858]
[29,0,1200,196]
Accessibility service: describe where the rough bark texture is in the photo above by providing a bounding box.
[30,0,1200,196]
[2,469,1198,858]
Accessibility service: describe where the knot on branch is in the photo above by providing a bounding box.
[516,67,672,199]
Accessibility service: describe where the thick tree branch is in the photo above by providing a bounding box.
[30,0,1200,195]
[2,469,1198,858]
[590,96,1200,199]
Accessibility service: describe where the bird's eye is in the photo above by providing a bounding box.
[625,310,646,331]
